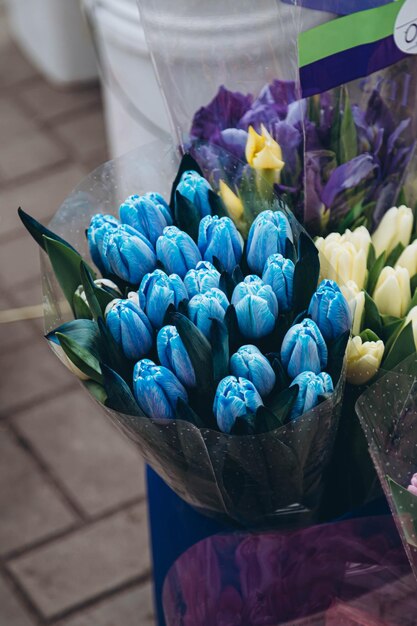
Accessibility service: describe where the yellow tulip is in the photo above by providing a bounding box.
[371,205,413,257]
[316,231,368,289]
[346,336,384,385]
[395,239,417,277]
[340,280,365,335]
[219,180,244,222]
[373,266,411,318]
[245,125,285,171]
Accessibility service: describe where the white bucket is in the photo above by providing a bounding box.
[7,0,98,85]
[85,0,171,158]
[137,0,334,146]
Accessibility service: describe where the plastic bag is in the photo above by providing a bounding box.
[42,141,345,528]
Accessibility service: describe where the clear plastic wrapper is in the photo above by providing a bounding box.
[356,355,417,581]
[42,141,345,528]
[137,0,417,235]
[162,516,415,625]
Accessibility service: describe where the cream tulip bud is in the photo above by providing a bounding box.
[341,280,365,336]
[372,205,413,258]
[346,336,384,385]
[373,266,411,318]
[316,234,368,289]
[343,226,372,256]
[405,306,417,348]
[395,239,417,277]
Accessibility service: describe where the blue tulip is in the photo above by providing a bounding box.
[231,275,278,339]
[119,193,172,246]
[213,375,263,433]
[188,287,229,338]
[87,213,120,274]
[176,170,212,218]
[133,358,188,420]
[230,345,276,398]
[308,279,352,342]
[139,269,188,329]
[156,226,202,278]
[281,318,328,379]
[102,224,156,285]
[184,261,221,298]
[106,298,153,361]
[157,325,196,388]
[198,215,243,273]
[262,253,295,311]
[290,371,334,419]
[246,210,293,275]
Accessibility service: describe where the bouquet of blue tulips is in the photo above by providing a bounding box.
[19,154,349,527]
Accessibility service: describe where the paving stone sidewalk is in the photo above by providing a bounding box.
[0,9,155,625]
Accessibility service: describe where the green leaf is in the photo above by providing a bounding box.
[208,189,228,218]
[46,318,101,354]
[363,292,382,337]
[73,291,93,320]
[293,233,320,314]
[337,202,365,235]
[367,243,376,272]
[339,87,358,164]
[18,207,78,253]
[326,329,350,385]
[383,321,416,370]
[174,191,201,242]
[97,317,131,382]
[381,318,404,354]
[56,332,103,383]
[172,312,213,395]
[366,251,386,296]
[224,305,241,353]
[169,153,204,209]
[409,285,417,312]
[385,242,405,267]
[101,364,144,417]
[258,386,298,432]
[219,271,238,301]
[411,273,417,295]
[230,415,256,436]
[43,236,95,313]
[359,328,380,343]
[387,476,417,549]
[84,380,107,405]
[80,261,103,321]
[211,319,229,385]
[176,397,206,428]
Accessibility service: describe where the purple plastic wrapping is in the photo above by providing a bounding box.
[356,354,417,582]
[41,142,346,528]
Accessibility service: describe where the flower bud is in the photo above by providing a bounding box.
[218,180,244,222]
[230,345,276,398]
[346,336,384,385]
[106,298,153,361]
[139,269,188,329]
[373,266,411,318]
[340,281,365,336]
[157,325,196,388]
[246,210,293,275]
[184,261,220,299]
[213,375,263,433]
[395,239,417,277]
[404,306,417,348]
[156,226,202,278]
[198,215,243,273]
[245,125,285,171]
[372,205,413,258]
[119,193,172,245]
[315,231,368,289]
[290,371,334,420]
[102,224,156,285]
[188,287,229,338]
[231,275,278,339]
[281,318,328,379]
[176,170,212,218]
[87,213,120,274]
[133,358,188,420]
[407,474,417,497]
[262,253,294,311]
[308,279,351,341]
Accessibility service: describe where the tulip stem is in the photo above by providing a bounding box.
[256,169,277,202]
